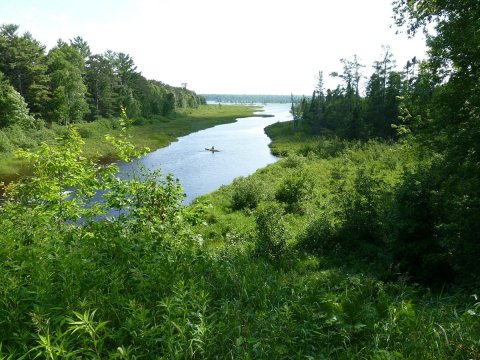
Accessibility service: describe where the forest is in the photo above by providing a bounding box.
[0,23,205,158]
[1,0,480,358]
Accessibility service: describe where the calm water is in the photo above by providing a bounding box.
[117,103,292,203]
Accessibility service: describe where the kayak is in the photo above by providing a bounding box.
[205,148,220,152]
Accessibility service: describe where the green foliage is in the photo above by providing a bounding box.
[333,165,387,249]
[230,176,265,211]
[293,49,407,141]
[47,41,89,125]
[196,128,480,358]
[84,54,118,119]
[1,112,479,358]
[0,114,208,357]
[254,202,288,260]
[6,129,112,225]
[0,23,204,129]
[298,216,337,255]
[386,165,451,284]
[0,130,14,153]
[75,117,120,138]
[280,153,306,168]
[2,0,480,355]
[0,73,35,129]
[0,24,50,119]
[275,170,313,212]
[389,0,480,284]
[3,124,37,150]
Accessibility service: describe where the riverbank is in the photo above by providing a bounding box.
[0,104,258,183]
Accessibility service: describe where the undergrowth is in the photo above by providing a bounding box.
[0,119,479,358]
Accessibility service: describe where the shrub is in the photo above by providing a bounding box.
[298,216,337,254]
[0,130,14,153]
[281,153,306,168]
[331,165,387,249]
[275,171,313,212]
[4,124,37,150]
[76,122,95,138]
[0,77,35,129]
[254,202,288,260]
[76,118,120,138]
[299,137,348,158]
[132,117,145,126]
[29,126,57,143]
[387,166,454,285]
[231,177,264,210]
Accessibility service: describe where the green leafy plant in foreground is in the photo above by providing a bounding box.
[0,109,206,357]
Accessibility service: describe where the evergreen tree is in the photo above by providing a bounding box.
[0,24,50,119]
[365,47,403,138]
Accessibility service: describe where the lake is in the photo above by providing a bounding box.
[117,103,292,203]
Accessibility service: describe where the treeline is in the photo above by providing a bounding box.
[292,0,480,284]
[293,49,425,140]
[202,94,301,104]
[0,23,205,130]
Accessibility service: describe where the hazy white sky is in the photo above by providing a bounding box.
[1,0,427,95]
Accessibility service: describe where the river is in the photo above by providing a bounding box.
[117,103,292,203]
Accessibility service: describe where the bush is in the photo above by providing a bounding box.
[298,216,337,254]
[298,137,348,158]
[4,124,37,150]
[76,118,120,138]
[132,117,145,126]
[387,166,454,285]
[275,171,313,212]
[332,165,387,249]
[0,130,14,153]
[281,153,306,168]
[231,177,264,210]
[29,126,56,144]
[254,202,288,260]
[76,123,95,138]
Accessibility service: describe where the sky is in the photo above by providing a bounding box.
[0,0,427,95]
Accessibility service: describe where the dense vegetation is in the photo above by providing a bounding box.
[288,0,480,285]
[195,131,479,359]
[0,24,205,160]
[1,0,480,358]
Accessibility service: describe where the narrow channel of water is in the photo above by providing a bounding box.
[117,103,292,203]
